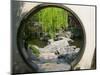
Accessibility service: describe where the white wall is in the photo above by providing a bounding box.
[64,5,95,69]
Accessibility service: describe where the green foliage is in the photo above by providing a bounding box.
[30,7,68,39]
[28,45,40,57]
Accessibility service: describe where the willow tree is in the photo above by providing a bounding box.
[32,7,68,39]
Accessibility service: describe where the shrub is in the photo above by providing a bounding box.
[28,45,40,57]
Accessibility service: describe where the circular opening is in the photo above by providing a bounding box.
[17,4,86,72]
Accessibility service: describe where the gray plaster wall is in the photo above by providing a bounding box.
[11,1,35,74]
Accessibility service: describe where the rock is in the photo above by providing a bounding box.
[39,37,73,53]
[30,36,80,72]
[65,31,73,38]
[39,52,58,63]
[75,48,80,53]
[32,36,80,64]
[57,49,79,64]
